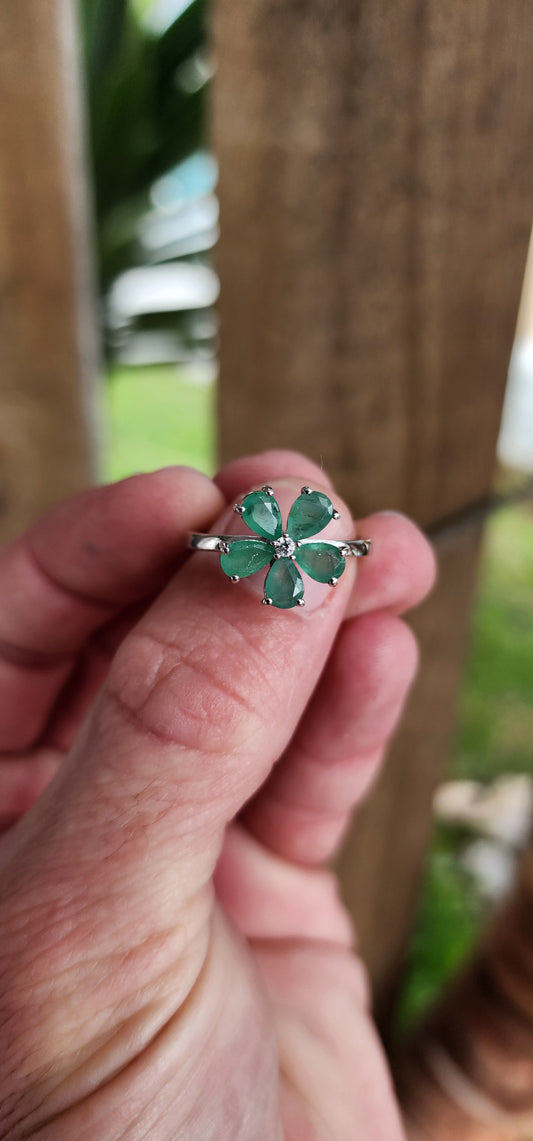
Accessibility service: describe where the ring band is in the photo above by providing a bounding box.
[189,534,371,557]
[188,484,372,610]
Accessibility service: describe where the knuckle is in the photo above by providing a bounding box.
[106,623,265,758]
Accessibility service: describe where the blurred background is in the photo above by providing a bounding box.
[81,0,533,1032]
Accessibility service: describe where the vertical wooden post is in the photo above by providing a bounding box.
[0,0,99,545]
[213,0,533,1002]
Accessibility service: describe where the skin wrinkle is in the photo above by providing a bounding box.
[0,902,214,1138]
[188,596,283,696]
[278,738,381,788]
[0,751,63,813]
[34,936,208,1108]
[141,595,284,710]
[0,833,188,958]
[108,622,275,758]
[25,544,117,622]
[28,1003,176,1134]
[4,912,196,1012]
[123,625,254,719]
[8,915,238,1141]
[148,956,276,1141]
[0,642,75,672]
[250,804,350,868]
[260,766,376,819]
[278,1023,336,1141]
[107,677,259,763]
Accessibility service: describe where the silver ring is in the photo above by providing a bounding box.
[189,534,372,557]
[188,484,372,610]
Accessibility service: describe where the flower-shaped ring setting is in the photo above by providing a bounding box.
[189,486,372,610]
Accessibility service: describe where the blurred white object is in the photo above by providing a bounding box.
[108,264,219,323]
[434,775,533,848]
[144,0,193,35]
[461,839,516,900]
[139,196,219,262]
[498,337,533,472]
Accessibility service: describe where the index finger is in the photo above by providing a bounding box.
[0,468,224,751]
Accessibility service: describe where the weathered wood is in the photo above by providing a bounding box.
[335,520,484,1014]
[213,0,532,526]
[0,0,98,544]
[213,0,533,1002]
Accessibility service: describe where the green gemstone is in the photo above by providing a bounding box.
[264,558,305,608]
[220,539,273,578]
[287,490,335,540]
[242,490,282,540]
[296,543,346,583]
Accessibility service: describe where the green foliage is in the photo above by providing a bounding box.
[80,0,208,286]
[397,503,533,1032]
[454,506,533,781]
[394,833,486,1034]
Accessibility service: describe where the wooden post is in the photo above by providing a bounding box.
[0,0,99,545]
[335,518,485,1014]
[213,0,533,1002]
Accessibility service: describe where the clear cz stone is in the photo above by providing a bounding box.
[273,533,296,559]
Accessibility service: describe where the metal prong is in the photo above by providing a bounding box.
[262,485,274,496]
[234,503,245,515]
[290,554,297,561]
[297,598,305,606]
[301,486,312,495]
[262,597,273,606]
[341,546,352,557]
[329,576,338,587]
[332,509,340,520]
[230,574,240,583]
[218,541,230,554]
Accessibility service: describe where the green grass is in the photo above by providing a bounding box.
[105,363,215,481]
[131,0,157,18]
[454,505,533,782]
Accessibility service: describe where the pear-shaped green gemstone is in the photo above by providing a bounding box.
[287,491,335,540]
[264,558,304,608]
[220,539,273,578]
[242,490,282,540]
[296,543,346,583]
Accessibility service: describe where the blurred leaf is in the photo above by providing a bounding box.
[82,0,128,77]
[394,832,486,1036]
[80,0,208,287]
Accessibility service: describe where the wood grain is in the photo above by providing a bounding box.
[0,0,98,544]
[213,0,533,1006]
[335,520,484,1013]
[213,0,533,526]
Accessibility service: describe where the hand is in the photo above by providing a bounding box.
[0,450,435,1141]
